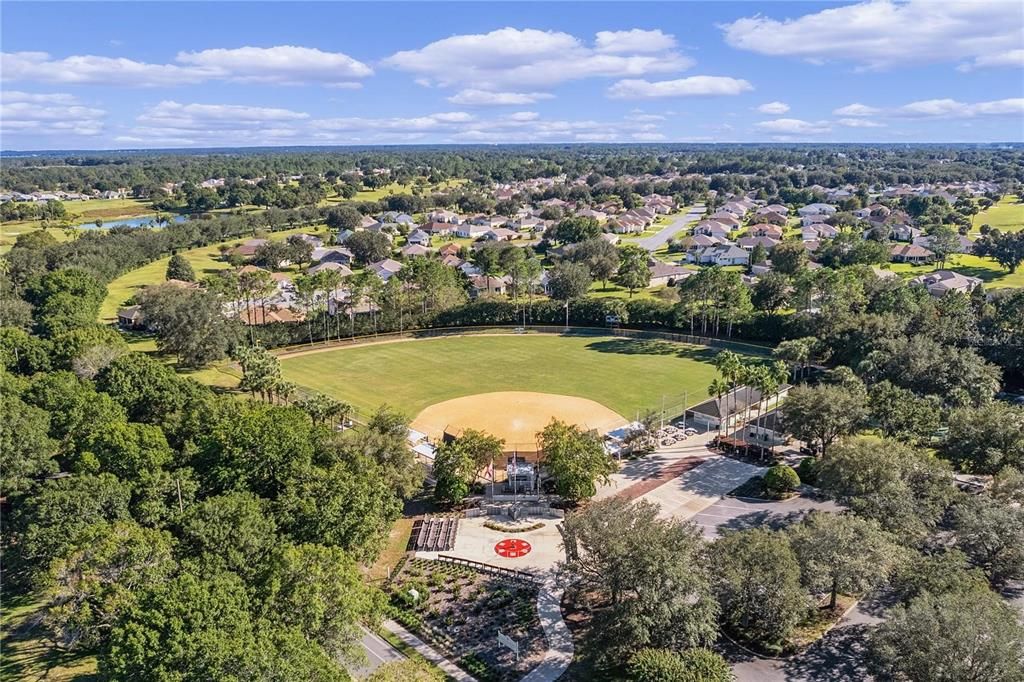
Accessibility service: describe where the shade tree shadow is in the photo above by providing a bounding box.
[783,623,875,682]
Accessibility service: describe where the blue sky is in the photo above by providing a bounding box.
[2,1,1022,150]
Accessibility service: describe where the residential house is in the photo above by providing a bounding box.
[756,204,789,217]
[758,211,788,226]
[687,244,750,266]
[913,234,975,254]
[889,224,923,242]
[801,223,839,241]
[693,221,732,239]
[440,254,464,269]
[421,221,458,237]
[709,212,742,230]
[308,261,353,278]
[483,227,521,241]
[293,233,324,248]
[468,274,511,297]
[117,305,145,330]
[239,305,303,325]
[367,258,403,281]
[438,243,462,258]
[890,243,935,264]
[797,203,837,217]
[513,216,545,231]
[599,232,620,246]
[737,236,780,252]
[232,238,268,258]
[749,224,784,239]
[406,229,432,246]
[910,270,984,297]
[400,244,431,258]
[427,209,462,224]
[360,215,383,231]
[311,247,353,265]
[455,223,489,239]
[648,263,692,287]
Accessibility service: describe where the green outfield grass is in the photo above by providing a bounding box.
[98,225,331,320]
[279,333,768,420]
[973,195,1024,234]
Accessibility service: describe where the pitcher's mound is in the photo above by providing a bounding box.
[411,391,627,452]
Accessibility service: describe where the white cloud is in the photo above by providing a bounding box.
[837,118,886,128]
[627,112,667,122]
[121,100,310,146]
[607,76,752,99]
[2,51,210,86]
[891,98,1024,119]
[0,91,105,138]
[833,103,882,117]
[446,89,555,106]
[383,27,692,90]
[594,29,676,54]
[176,45,372,86]
[2,45,372,87]
[755,118,832,135]
[757,101,789,114]
[958,48,1024,72]
[2,90,80,104]
[631,132,667,141]
[721,1,1024,70]
[506,111,540,122]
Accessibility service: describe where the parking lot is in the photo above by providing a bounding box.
[690,494,841,538]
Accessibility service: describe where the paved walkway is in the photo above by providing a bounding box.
[382,619,477,682]
[522,582,574,682]
[635,204,705,251]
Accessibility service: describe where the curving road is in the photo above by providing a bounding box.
[635,203,705,251]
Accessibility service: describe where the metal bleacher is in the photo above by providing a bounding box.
[409,516,459,552]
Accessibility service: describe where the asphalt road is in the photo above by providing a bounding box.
[635,203,705,251]
[349,626,405,678]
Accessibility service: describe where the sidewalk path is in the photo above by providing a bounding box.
[522,582,574,682]
[382,619,477,682]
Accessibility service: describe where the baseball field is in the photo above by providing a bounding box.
[278,333,769,428]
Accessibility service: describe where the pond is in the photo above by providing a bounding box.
[76,214,187,230]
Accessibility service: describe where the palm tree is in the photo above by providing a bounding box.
[707,378,730,438]
[713,351,742,436]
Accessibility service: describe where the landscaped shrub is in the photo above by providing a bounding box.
[797,456,820,485]
[676,648,733,681]
[483,519,546,533]
[627,648,689,681]
[764,465,801,498]
[627,647,734,682]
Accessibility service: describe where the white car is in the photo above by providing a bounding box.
[684,428,698,436]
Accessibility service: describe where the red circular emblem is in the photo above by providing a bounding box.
[494,538,532,558]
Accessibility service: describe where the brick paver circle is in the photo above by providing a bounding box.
[494,538,532,558]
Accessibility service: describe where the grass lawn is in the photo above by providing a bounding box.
[279,333,767,420]
[98,225,332,320]
[69,197,154,222]
[0,225,74,254]
[885,253,1024,289]
[1,590,97,682]
[973,195,1024,234]
[587,281,668,301]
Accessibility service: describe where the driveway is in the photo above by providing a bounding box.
[635,204,705,251]
[691,494,842,539]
